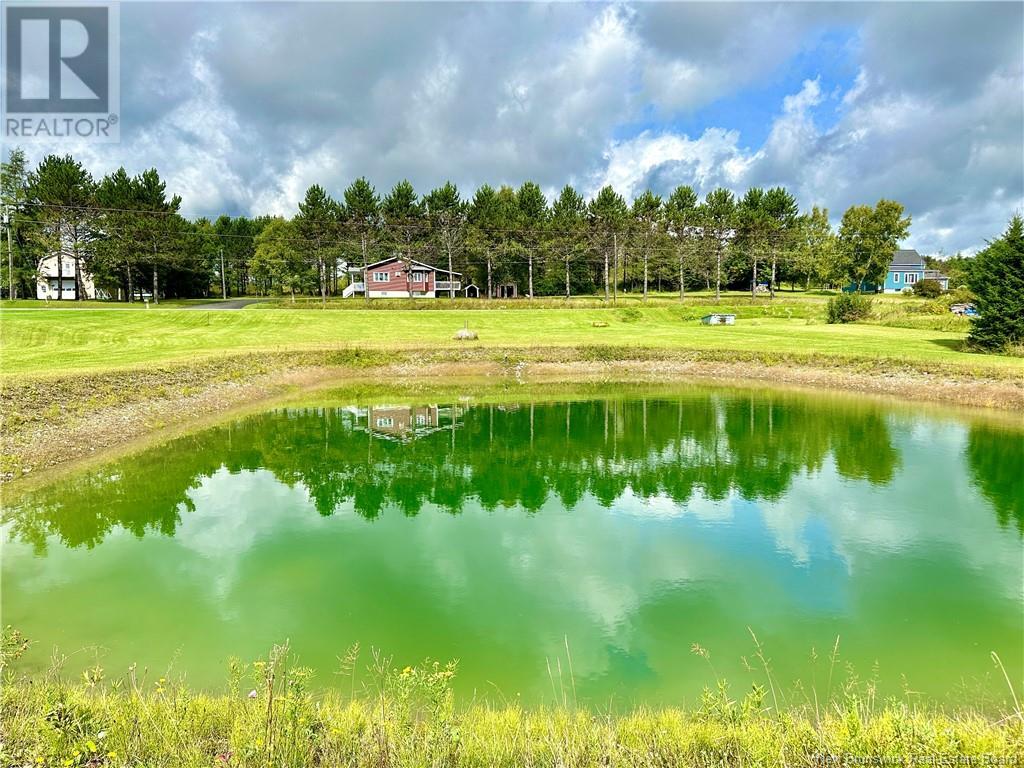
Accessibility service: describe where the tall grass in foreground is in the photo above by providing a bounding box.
[1,634,1021,767]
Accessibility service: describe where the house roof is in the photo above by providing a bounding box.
[355,256,461,276]
[889,249,925,269]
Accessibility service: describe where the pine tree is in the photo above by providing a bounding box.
[382,180,423,296]
[968,215,1024,351]
[548,185,588,298]
[515,181,547,299]
[297,185,344,304]
[423,182,466,299]
[26,154,97,300]
[1,148,32,299]
[630,190,662,301]
[342,178,380,303]
[587,186,628,301]
[664,185,698,301]
[467,185,500,298]
[697,188,736,301]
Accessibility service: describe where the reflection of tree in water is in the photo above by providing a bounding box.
[967,423,1024,535]
[6,394,909,550]
[4,447,220,554]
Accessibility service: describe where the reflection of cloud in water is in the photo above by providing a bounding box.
[754,426,1022,602]
[152,416,1020,671]
[4,394,1021,699]
[612,487,734,523]
[172,468,324,612]
[176,469,320,558]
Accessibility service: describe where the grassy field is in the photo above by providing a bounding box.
[3,295,1020,377]
[4,681,1020,768]
[0,297,232,309]
[2,635,1021,768]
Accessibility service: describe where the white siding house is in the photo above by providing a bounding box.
[36,254,99,300]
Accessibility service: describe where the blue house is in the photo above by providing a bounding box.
[847,249,950,293]
[882,249,949,293]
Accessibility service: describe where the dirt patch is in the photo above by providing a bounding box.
[1,366,345,484]
[3,348,1021,485]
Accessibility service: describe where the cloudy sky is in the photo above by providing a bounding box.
[29,1,1024,254]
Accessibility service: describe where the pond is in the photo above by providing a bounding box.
[3,387,1022,707]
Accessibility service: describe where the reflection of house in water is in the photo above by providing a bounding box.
[344,404,464,441]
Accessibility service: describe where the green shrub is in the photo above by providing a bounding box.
[825,293,872,324]
[945,285,976,305]
[913,279,944,298]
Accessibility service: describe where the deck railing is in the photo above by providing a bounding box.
[434,281,461,291]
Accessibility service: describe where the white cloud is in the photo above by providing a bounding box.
[14,1,1022,253]
[593,128,746,200]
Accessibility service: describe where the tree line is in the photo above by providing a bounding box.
[2,146,915,302]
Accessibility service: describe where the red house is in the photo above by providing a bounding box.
[344,257,462,298]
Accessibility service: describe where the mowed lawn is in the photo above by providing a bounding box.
[3,305,1023,377]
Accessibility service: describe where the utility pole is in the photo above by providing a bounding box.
[219,247,227,299]
[4,206,12,300]
[612,231,618,305]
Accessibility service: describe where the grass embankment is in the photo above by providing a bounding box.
[2,638,1021,768]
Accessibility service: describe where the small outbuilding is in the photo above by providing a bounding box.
[701,313,736,325]
[463,283,480,298]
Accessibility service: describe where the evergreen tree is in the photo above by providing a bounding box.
[547,185,588,298]
[297,184,344,304]
[630,190,663,301]
[342,178,380,302]
[697,188,736,300]
[664,185,699,301]
[423,182,467,299]
[493,186,523,296]
[515,181,547,298]
[26,155,97,300]
[1,148,33,298]
[467,185,500,297]
[132,168,183,304]
[382,180,423,295]
[736,187,768,296]
[762,187,799,297]
[968,215,1024,351]
[587,186,628,301]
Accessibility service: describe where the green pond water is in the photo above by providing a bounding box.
[3,388,1022,707]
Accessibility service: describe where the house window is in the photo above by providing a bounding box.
[893,273,900,284]
[415,414,427,425]
[373,272,389,282]
[375,417,394,427]
[905,273,918,284]
[412,272,425,283]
